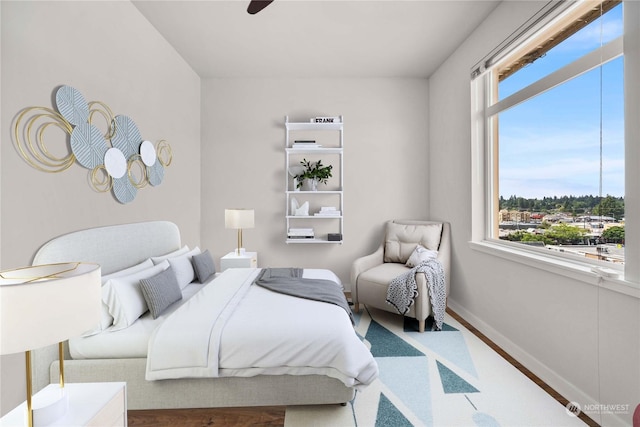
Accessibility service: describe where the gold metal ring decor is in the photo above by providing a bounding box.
[13,85,173,204]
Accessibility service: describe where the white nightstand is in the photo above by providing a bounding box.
[220,251,258,271]
[0,382,126,427]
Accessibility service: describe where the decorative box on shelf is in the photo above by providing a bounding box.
[328,233,343,242]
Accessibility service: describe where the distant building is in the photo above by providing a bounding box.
[575,215,616,223]
[499,209,531,223]
[542,213,573,223]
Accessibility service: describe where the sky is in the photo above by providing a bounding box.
[497,4,624,200]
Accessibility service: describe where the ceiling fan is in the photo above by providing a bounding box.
[247,0,274,14]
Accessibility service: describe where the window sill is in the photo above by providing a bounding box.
[468,240,640,299]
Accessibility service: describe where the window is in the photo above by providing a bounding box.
[471,0,640,283]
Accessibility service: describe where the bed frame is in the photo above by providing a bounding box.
[31,221,354,409]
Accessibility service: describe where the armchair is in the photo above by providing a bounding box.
[351,220,451,332]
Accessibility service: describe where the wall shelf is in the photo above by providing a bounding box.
[285,115,344,244]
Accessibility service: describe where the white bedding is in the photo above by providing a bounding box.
[69,282,205,359]
[145,268,377,389]
[70,269,346,358]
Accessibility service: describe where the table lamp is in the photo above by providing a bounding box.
[0,262,101,427]
[225,208,255,256]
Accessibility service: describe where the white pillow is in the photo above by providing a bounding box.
[82,299,115,337]
[103,261,170,331]
[168,247,201,289]
[82,258,155,336]
[151,245,190,265]
[406,244,438,268]
[101,258,154,284]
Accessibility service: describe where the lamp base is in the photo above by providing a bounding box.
[31,386,68,426]
[233,247,246,256]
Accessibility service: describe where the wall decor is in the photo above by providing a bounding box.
[12,85,173,204]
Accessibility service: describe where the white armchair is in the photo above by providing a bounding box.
[351,220,451,332]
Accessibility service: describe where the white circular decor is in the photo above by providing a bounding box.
[104,148,127,179]
[140,140,156,166]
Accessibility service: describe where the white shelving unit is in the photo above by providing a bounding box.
[285,115,344,244]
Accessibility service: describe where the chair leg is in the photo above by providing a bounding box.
[353,303,360,313]
[418,319,425,333]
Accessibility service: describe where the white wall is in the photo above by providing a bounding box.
[0,0,201,415]
[429,1,640,425]
[201,78,429,285]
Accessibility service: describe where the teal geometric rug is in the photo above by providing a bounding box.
[284,308,587,427]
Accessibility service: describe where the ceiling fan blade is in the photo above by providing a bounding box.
[247,0,274,14]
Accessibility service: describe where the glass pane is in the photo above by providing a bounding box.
[497,57,624,264]
[499,3,623,99]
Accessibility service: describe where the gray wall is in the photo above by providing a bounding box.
[429,1,640,425]
[201,78,429,284]
[0,0,201,415]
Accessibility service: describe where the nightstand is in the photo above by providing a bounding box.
[0,382,126,427]
[220,251,258,271]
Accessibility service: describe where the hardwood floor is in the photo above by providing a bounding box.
[127,307,599,427]
[128,406,285,427]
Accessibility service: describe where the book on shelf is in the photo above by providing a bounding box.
[291,141,322,150]
[289,227,314,233]
[288,228,315,238]
[310,116,341,123]
[315,207,340,216]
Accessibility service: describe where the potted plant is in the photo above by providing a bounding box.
[295,158,333,191]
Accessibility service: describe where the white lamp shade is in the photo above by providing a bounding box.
[225,209,255,229]
[0,262,101,355]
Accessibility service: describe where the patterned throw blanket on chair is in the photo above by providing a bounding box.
[386,258,446,331]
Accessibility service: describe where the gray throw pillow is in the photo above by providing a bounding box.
[139,266,182,319]
[192,249,216,283]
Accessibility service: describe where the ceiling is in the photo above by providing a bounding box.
[132,0,500,79]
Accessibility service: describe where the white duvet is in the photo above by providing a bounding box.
[145,268,378,389]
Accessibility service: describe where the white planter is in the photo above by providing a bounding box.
[302,178,319,191]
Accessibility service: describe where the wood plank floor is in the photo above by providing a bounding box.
[127,307,599,427]
[128,406,286,426]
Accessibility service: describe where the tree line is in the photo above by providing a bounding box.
[499,194,625,219]
[502,223,625,245]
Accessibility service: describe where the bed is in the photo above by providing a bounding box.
[31,221,377,409]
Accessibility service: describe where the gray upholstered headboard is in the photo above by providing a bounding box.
[32,221,181,275]
[31,221,182,392]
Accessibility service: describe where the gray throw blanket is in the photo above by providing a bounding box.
[386,258,446,331]
[255,268,354,325]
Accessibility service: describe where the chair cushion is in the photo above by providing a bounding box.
[384,222,443,263]
[359,262,411,286]
[356,263,420,317]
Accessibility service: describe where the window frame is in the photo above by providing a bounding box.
[470,0,640,292]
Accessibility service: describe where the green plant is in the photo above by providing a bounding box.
[295,158,333,189]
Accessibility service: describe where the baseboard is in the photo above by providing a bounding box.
[446,299,619,426]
